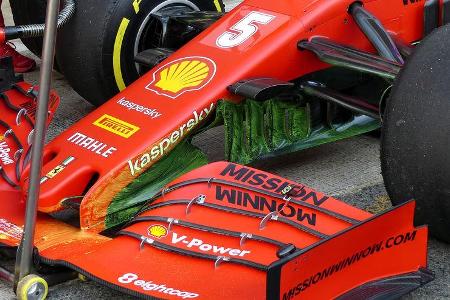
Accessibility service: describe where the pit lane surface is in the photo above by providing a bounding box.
[0,0,449,299]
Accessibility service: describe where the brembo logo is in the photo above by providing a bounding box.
[93,114,140,138]
[145,56,217,99]
[0,136,13,165]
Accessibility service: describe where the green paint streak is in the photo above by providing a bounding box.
[212,98,379,164]
[104,97,379,229]
[105,141,208,229]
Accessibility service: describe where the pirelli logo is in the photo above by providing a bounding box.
[93,114,140,138]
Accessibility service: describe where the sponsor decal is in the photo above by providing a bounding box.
[145,56,216,99]
[40,156,76,184]
[282,230,418,300]
[0,135,14,165]
[20,93,58,119]
[170,232,251,257]
[93,114,140,138]
[220,163,329,206]
[0,219,23,240]
[148,224,168,239]
[215,186,317,226]
[128,103,215,176]
[216,11,275,48]
[116,98,162,119]
[118,273,199,298]
[67,132,117,158]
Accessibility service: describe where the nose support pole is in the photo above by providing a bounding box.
[15,0,60,282]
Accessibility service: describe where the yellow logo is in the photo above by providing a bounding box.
[47,165,65,178]
[93,114,140,138]
[40,156,76,184]
[148,224,168,239]
[146,56,216,99]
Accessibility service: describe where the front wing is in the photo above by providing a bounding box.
[0,162,430,299]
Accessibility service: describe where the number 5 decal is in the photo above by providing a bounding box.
[216,11,275,48]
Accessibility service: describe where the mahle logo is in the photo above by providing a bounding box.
[145,56,217,99]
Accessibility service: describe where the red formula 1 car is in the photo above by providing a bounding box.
[1,0,449,298]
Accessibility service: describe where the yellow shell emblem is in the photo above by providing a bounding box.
[146,56,216,98]
[148,224,168,239]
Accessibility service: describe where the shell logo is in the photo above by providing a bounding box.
[145,56,217,99]
[147,224,168,239]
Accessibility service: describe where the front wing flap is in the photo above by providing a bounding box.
[0,162,430,299]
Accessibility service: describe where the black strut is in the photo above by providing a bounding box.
[350,3,404,64]
[300,81,380,120]
[298,37,401,80]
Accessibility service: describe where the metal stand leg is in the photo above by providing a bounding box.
[15,0,60,282]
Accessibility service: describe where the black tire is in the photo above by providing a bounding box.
[381,25,450,243]
[9,0,47,56]
[55,0,224,106]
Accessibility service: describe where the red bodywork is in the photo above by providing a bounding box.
[17,0,427,233]
[0,0,435,298]
[0,162,429,299]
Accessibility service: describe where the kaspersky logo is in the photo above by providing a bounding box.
[145,56,217,99]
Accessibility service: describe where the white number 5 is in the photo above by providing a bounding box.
[216,11,275,49]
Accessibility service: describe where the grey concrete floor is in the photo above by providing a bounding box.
[0,0,449,299]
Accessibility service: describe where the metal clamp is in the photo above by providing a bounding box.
[214,256,230,268]
[161,186,170,198]
[14,149,23,161]
[4,128,13,138]
[27,129,34,146]
[139,236,154,251]
[15,109,27,126]
[239,233,253,247]
[185,194,206,215]
[259,185,304,230]
[259,211,279,230]
[27,86,38,98]
[166,218,179,233]
[207,177,215,188]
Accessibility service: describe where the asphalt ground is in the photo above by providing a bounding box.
[0,0,449,299]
